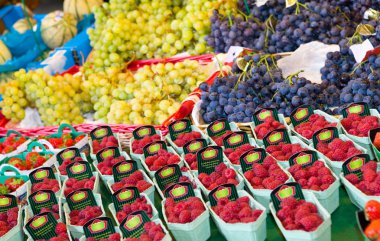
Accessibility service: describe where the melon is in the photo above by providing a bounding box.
[63,0,103,20]
[40,11,78,49]
[12,18,37,34]
[0,40,12,64]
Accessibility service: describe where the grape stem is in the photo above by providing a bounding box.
[295,1,309,15]
[213,54,226,77]
[286,70,304,85]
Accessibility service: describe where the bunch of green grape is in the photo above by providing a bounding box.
[107,59,209,125]
[1,69,89,125]
[85,0,238,74]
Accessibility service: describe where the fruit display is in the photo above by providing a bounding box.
[0,207,19,237]
[211,196,263,223]
[31,178,60,193]
[97,156,126,175]
[288,160,336,191]
[144,150,181,171]
[92,135,119,154]
[276,197,324,231]
[5,151,53,170]
[211,130,233,146]
[69,206,103,226]
[254,117,286,140]
[294,114,337,140]
[341,114,380,137]
[172,131,202,147]
[116,195,154,222]
[243,156,289,189]
[86,233,121,241]
[111,170,152,193]
[63,177,96,196]
[124,221,166,241]
[316,138,363,162]
[58,156,86,175]
[4,177,25,192]
[0,134,28,154]
[164,196,206,223]
[197,163,240,190]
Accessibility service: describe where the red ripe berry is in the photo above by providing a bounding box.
[144,150,180,171]
[294,114,336,140]
[316,138,362,162]
[254,118,286,139]
[111,170,152,193]
[69,206,102,226]
[165,197,205,224]
[211,130,233,146]
[266,143,307,161]
[92,136,119,154]
[64,177,95,196]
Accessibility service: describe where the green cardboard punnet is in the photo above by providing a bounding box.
[25,212,59,240]
[66,160,93,180]
[83,217,116,239]
[290,105,314,127]
[96,146,121,163]
[252,107,280,125]
[133,125,157,140]
[208,184,239,207]
[120,210,151,239]
[196,146,224,175]
[112,160,138,183]
[168,119,192,141]
[29,167,56,184]
[56,147,81,165]
[239,148,267,173]
[263,128,290,147]
[28,190,58,215]
[288,150,318,168]
[206,119,231,138]
[154,164,182,191]
[271,182,304,212]
[143,141,167,158]
[111,187,141,212]
[183,138,207,154]
[90,126,114,141]
[164,182,195,201]
[341,102,370,118]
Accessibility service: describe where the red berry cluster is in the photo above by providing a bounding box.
[341,114,379,137]
[212,196,263,223]
[173,131,202,147]
[31,178,60,193]
[0,136,27,154]
[86,233,121,241]
[111,171,152,193]
[97,156,126,175]
[345,161,380,195]
[132,134,161,154]
[116,196,153,222]
[224,144,254,165]
[92,136,119,154]
[243,156,289,189]
[40,134,85,149]
[124,221,166,241]
[145,150,181,171]
[64,177,95,196]
[211,130,233,146]
[69,206,103,226]
[164,196,205,223]
[197,163,239,190]
[58,156,85,175]
[36,223,70,241]
[288,161,335,191]
[40,205,60,220]
[294,114,337,139]
[184,153,197,170]
[0,207,18,237]
[276,197,323,231]
[316,138,362,162]
[162,175,195,190]
[254,117,286,139]
[266,143,307,161]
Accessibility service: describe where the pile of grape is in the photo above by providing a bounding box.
[0,69,89,125]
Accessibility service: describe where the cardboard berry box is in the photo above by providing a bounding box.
[206,186,267,241]
[26,167,62,198]
[0,130,32,161]
[88,126,123,160]
[0,165,29,201]
[0,195,23,241]
[162,187,211,241]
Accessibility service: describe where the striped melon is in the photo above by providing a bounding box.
[0,40,12,64]
[12,18,37,34]
[63,0,103,20]
[40,11,78,49]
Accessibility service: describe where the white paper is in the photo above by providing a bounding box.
[19,107,43,128]
[256,0,268,6]
[224,46,246,63]
[277,41,340,84]
[41,50,67,75]
[350,39,374,63]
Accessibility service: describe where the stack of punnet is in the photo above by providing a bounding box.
[182,138,209,170]
[339,102,380,159]
[204,119,241,147]
[54,147,88,179]
[153,164,197,200]
[26,166,62,198]
[191,145,244,197]
[162,182,211,241]
[340,154,380,209]
[0,130,31,161]
[206,184,267,241]
[262,128,311,169]
[310,126,367,176]
[270,183,332,241]
[78,217,121,241]
[239,147,292,211]
[108,186,159,226]
[249,108,291,146]
[130,125,163,166]
[165,119,213,155]
[286,150,340,214]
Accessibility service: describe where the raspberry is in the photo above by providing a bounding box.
[55,223,67,235]
[215,163,227,173]
[223,168,236,179]
[165,197,205,224]
[363,169,377,182]
[299,214,323,231]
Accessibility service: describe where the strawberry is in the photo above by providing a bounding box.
[374,132,380,151]
[365,200,380,221]
[365,219,380,240]
[5,178,25,192]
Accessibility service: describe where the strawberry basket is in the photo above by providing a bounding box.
[0,141,55,174]
[206,185,267,241]
[162,186,211,241]
[25,188,63,223]
[0,165,29,201]
[88,126,123,160]
[0,130,31,161]
[26,167,62,198]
